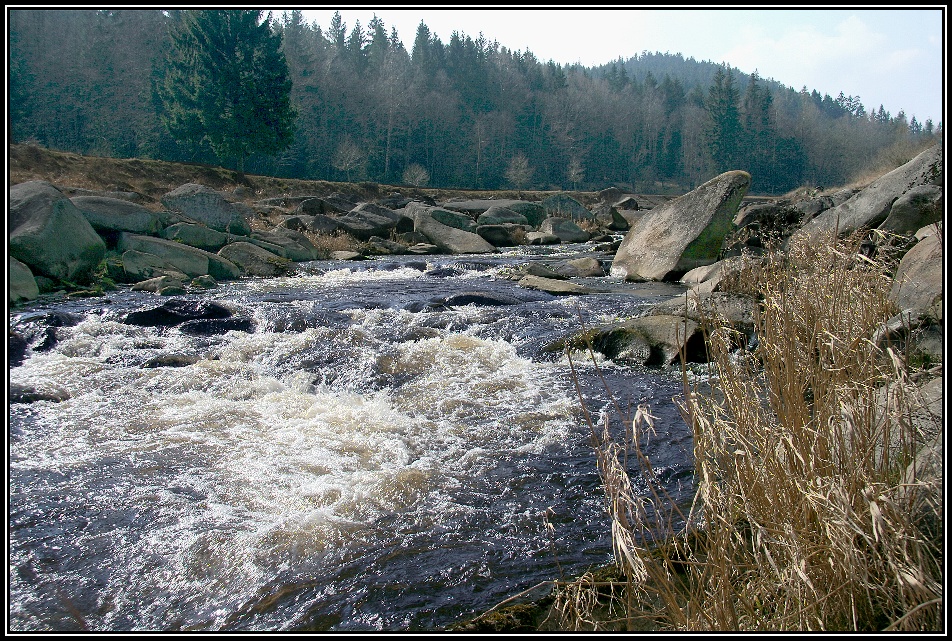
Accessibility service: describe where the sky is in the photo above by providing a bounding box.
[290,7,945,126]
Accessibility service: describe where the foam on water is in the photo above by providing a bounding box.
[10,307,585,630]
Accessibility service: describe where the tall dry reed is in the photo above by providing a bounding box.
[567,229,942,631]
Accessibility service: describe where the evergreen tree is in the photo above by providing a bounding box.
[159,10,296,177]
[705,65,742,172]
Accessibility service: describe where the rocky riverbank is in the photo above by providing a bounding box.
[8,141,943,631]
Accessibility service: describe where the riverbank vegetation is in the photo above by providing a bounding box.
[550,229,942,631]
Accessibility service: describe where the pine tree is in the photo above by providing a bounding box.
[705,65,742,172]
[159,10,296,178]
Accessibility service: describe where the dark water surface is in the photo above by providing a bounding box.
[9,245,695,631]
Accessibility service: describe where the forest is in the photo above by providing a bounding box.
[8,9,942,195]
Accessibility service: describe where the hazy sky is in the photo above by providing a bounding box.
[292,7,944,126]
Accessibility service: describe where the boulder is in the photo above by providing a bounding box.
[118,233,241,281]
[649,291,757,344]
[523,263,568,280]
[161,183,252,235]
[551,257,606,278]
[363,236,408,255]
[592,203,630,231]
[525,232,560,245]
[542,193,594,221]
[476,224,524,247]
[476,206,529,226]
[889,232,943,321]
[792,144,942,241]
[406,202,496,254]
[335,203,409,240]
[70,195,170,235]
[879,184,943,234]
[441,291,524,307]
[539,217,590,243]
[131,276,187,296]
[159,222,230,252]
[614,196,640,210]
[10,380,70,404]
[297,195,355,216]
[248,228,321,261]
[9,181,107,283]
[10,257,40,304]
[554,315,705,366]
[330,250,365,261]
[598,187,625,203]
[218,242,293,277]
[517,275,595,296]
[121,249,190,282]
[123,298,234,326]
[506,202,548,227]
[611,170,750,281]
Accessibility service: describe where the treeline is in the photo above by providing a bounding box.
[9,9,941,194]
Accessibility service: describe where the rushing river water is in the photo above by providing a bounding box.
[9,244,696,631]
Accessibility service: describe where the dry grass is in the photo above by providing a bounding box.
[564,229,942,631]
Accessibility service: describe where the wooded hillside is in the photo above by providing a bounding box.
[9,9,942,195]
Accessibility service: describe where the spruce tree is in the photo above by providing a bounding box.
[159,10,296,178]
[705,65,742,173]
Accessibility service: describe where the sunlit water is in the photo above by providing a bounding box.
[9,247,695,631]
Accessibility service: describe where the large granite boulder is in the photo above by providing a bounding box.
[406,203,496,254]
[159,222,230,252]
[249,228,321,261]
[517,275,595,296]
[121,249,190,282]
[70,195,171,235]
[539,217,590,243]
[218,242,293,277]
[335,203,410,240]
[9,181,107,283]
[792,144,942,241]
[592,203,630,231]
[553,315,706,366]
[476,224,524,247]
[10,257,40,304]
[118,233,241,280]
[476,206,529,226]
[879,184,943,235]
[161,183,253,236]
[542,193,594,221]
[889,230,943,321]
[443,199,547,227]
[611,170,750,281]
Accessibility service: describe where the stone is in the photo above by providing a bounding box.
[476,206,529,226]
[539,217,590,243]
[517,275,594,296]
[889,233,942,321]
[611,170,750,281]
[71,195,170,235]
[123,298,233,327]
[542,193,594,221]
[118,233,241,281]
[879,184,943,234]
[218,242,293,277]
[792,144,942,241]
[121,249,190,282]
[9,180,107,283]
[159,222,230,252]
[161,183,252,235]
[10,257,39,304]
[407,203,496,254]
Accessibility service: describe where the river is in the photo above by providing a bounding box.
[9,243,695,631]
